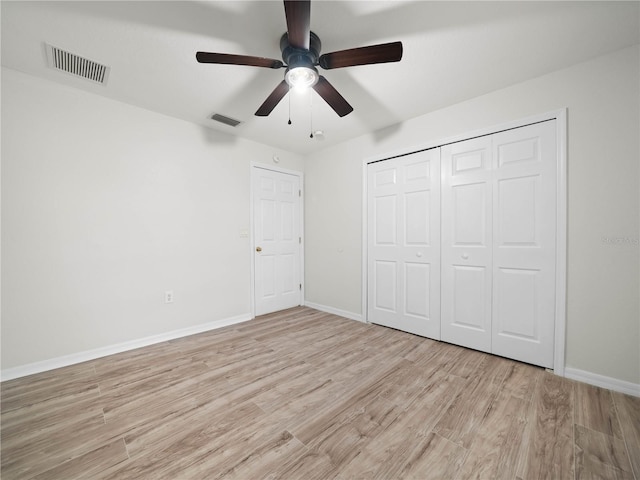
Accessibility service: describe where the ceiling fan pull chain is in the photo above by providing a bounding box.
[288,85,292,125]
[309,90,314,138]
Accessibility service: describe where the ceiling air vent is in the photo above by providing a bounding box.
[210,113,242,127]
[45,44,110,85]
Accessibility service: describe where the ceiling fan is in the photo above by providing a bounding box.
[196,0,403,118]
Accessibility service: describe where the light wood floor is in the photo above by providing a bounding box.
[2,307,639,479]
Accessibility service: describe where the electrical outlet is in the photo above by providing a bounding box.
[164,290,174,304]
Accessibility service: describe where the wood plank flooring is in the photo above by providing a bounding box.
[2,307,639,479]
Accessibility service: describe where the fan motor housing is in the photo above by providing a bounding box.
[280,31,321,67]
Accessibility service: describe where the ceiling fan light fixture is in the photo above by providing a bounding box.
[285,66,318,89]
[197,2,400,117]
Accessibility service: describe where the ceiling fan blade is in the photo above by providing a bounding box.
[318,41,403,69]
[255,80,289,116]
[312,76,353,117]
[196,52,283,69]
[284,0,310,50]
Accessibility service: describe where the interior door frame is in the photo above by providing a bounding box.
[250,162,304,319]
[362,109,567,376]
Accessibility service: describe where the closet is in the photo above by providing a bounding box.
[367,120,557,368]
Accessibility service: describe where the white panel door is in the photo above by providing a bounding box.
[367,149,441,339]
[492,121,556,367]
[441,137,493,353]
[253,167,301,316]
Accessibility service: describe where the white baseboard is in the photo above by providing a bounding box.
[564,367,640,397]
[1,313,253,382]
[304,301,363,323]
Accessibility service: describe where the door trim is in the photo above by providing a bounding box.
[361,108,567,376]
[250,163,304,319]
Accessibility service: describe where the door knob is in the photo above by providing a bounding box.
[256,246,262,252]
[461,253,469,260]
[416,252,423,257]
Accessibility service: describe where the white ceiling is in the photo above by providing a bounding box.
[2,1,639,154]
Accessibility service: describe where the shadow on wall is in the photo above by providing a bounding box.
[198,123,241,147]
[370,121,403,146]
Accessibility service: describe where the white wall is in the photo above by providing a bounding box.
[305,45,640,386]
[1,67,303,372]
[2,45,639,388]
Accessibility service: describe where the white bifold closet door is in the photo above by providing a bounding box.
[491,122,557,367]
[441,120,557,368]
[367,149,441,339]
[440,135,494,352]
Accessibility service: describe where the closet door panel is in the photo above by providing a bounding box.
[492,121,557,368]
[368,149,441,339]
[405,262,430,319]
[441,137,493,353]
[373,260,397,312]
[451,265,490,330]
